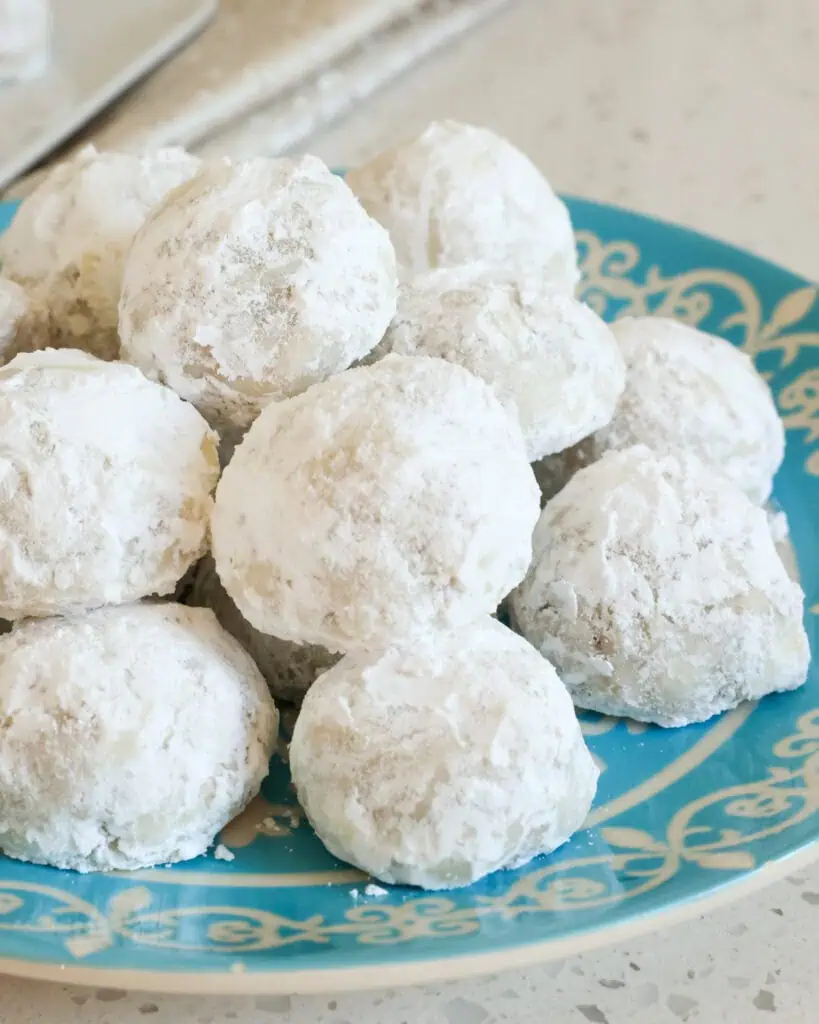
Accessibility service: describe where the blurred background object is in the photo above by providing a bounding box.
[0,0,216,191]
[0,0,52,84]
[4,0,512,197]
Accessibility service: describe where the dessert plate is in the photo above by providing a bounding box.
[0,196,816,994]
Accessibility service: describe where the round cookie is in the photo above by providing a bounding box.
[374,265,625,460]
[534,317,785,504]
[0,349,219,619]
[212,355,540,652]
[511,446,810,727]
[290,618,598,889]
[0,146,200,361]
[346,120,578,291]
[0,278,27,359]
[0,602,278,872]
[189,557,340,704]
[119,155,397,434]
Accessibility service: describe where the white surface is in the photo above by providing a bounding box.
[1,0,818,1019]
[0,0,215,189]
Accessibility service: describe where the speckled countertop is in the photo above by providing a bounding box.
[2,0,819,1020]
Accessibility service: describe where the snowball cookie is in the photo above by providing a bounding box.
[0,603,278,872]
[0,278,27,359]
[535,317,785,504]
[511,446,810,728]
[346,120,578,291]
[189,557,340,704]
[290,617,598,889]
[212,355,540,652]
[0,350,219,619]
[0,146,200,362]
[373,265,625,460]
[119,155,398,435]
[0,0,51,81]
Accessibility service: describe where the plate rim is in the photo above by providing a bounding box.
[0,841,815,995]
[563,191,818,285]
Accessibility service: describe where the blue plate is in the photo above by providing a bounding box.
[0,197,816,995]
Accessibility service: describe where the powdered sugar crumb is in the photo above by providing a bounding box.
[767,508,790,545]
[364,883,389,897]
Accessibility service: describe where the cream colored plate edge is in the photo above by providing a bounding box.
[0,0,217,190]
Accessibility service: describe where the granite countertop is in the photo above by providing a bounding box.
[1,0,818,1020]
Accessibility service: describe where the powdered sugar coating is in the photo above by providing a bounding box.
[0,350,219,619]
[374,265,625,460]
[0,146,201,361]
[511,446,810,727]
[534,317,785,504]
[0,0,51,81]
[290,618,598,889]
[212,355,540,652]
[189,557,340,704]
[0,603,278,872]
[119,155,398,434]
[0,278,27,359]
[346,121,578,291]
